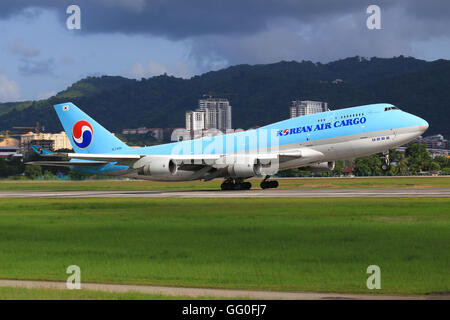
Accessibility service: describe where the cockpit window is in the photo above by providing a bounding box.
[384,106,400,111]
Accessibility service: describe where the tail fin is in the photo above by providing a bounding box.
[54,102,130,154]
[32,145,53,156]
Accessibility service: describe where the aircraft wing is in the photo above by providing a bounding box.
[62,153,142,166]
[36,151,223,166]
[35,149,316,166]
[30,145,320,174]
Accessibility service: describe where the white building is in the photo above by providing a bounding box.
[186,98,232,132]
[20,131,72,156]
[198,98,232,131]
[0,146,22,159]
[186,110,205,131]
[290,100,329,118]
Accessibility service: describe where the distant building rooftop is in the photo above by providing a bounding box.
[0,145,22,159]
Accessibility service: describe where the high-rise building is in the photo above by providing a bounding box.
[185,98,232,132]
[198,98,232,131]
[290,100,329,118]
[186,110,205,131]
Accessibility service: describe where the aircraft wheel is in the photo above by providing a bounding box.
[222,180,252,191]
[241,182,252,190]
[260,180,279,189]
[381,152,390,172]
[269,180,279,188]
[221,182,232,190]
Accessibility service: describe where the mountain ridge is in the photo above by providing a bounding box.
[0,56,448,137]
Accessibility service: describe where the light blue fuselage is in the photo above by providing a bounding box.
[71,103,428,176]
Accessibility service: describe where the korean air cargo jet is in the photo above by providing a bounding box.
[28,102,428,190]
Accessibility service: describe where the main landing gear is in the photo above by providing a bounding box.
[381,151,391,171]
[220,178,252,190]
[220,176,280,191]
[260,175,279,189]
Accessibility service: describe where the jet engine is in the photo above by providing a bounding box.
[136,157,178,176]
[306,161,335,172]
[227,158,262,178]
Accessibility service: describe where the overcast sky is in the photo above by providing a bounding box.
[1,0,449,101]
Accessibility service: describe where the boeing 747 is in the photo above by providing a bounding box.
[29,102,428,190]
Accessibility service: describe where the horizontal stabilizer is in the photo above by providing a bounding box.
[32,145,54,156]
[26,161,107,167]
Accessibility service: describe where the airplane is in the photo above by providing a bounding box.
[28,102,429,190]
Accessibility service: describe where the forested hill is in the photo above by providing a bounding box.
[0,56,448,137]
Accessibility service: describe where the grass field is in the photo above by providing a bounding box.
[0,176,449,191]
[0,287,215,300]
[0,197,448,296]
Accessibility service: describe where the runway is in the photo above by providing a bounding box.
[1,188,450,198]
[0,279,446,300]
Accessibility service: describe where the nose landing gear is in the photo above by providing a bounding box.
[381,151,391,171]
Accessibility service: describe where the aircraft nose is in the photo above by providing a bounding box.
[417,117,429,134]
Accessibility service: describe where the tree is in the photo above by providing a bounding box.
[43,170,55,180]
[332,160,344,176]
[405,143,432,173]
[354,161,371,176]
[0,160,10,177]
[68,170,90,180]
[0,158,24,177]
[25,165,42,179]
[434,156,450,170]
[354,155,382,176]
[430,161,441,171]
[397,158,410,175]
[387,164,398,176]
[389,148,404,162]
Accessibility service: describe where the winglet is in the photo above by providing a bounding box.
[32,145,54,156]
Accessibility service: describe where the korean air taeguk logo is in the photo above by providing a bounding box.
[72,120,93,149]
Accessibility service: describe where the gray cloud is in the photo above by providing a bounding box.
[18,58,55,76]
[189,5,433,67]
[0,0,432,38]
[0,73,20,101]
[1,0,450,71]
[8,39,39,57]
